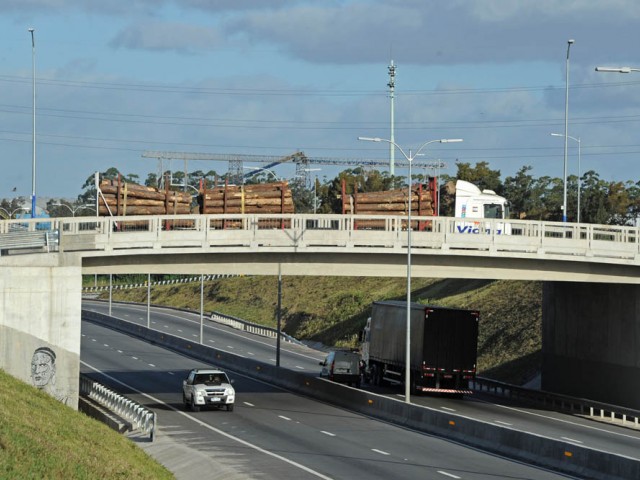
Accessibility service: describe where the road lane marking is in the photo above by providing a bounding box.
[441,407,456,412]
[495,420,512,426]
[321,431,335,437]
[148,364,155,367]
[80,361,333,480]
[132,356,138,360]
[295,366,305,370]
[437,471,461,479]
[103,344,109,347]
[371,449,390,456]
[243,402,255,407]
[561,437,583,444]
[279,415,292,421]
[117,350,123,354]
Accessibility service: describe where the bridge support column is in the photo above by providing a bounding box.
[542,281,640,409]
[0,254,81,409]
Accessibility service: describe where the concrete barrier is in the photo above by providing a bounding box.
[83,310,640,480]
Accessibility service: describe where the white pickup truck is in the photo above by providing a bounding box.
[182,368,235,412]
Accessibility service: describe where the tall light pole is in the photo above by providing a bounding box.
[388,60,396,176]
[358,136,463,404]
[304,168,321,213]
[52,203,93,217]
[562,39,575,223]
[551,133,581,223]
[29,27,36,219]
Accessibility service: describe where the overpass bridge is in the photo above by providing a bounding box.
[1,213,640,410]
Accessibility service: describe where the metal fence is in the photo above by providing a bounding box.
[79,374,156,440]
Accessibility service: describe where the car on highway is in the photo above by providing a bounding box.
[319,350,362,388]
[182,368,235,412]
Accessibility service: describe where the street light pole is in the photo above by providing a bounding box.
[550,133,581,223]
[29,27,36,219]
[358,136,462,404]
[562,39,575,223]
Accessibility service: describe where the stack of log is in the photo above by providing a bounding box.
[98,179,193,216]
[198,182,294,214]
[340,179,436,216]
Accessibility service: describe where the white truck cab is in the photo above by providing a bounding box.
[454,180,511,234]
[182,368,235,412]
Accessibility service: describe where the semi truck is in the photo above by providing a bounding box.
[361,301,479,395]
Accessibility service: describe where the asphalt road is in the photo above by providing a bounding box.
[83,300,640,467]
[81,305,575,479]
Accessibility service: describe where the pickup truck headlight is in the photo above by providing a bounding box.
[196,390,205,398]
[225,388,234,396]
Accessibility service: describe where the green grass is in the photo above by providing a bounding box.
[0,370,173,480]
[99,275,543,385]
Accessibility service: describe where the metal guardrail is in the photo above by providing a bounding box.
[210,311,303,345]
[472,377,640,429]
[79,374,156,440]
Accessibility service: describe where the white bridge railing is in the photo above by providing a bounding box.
[1,214,639,264]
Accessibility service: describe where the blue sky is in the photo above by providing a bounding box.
[2,0,640,200]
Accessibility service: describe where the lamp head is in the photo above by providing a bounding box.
[568,39,575,45]
[28,27,34,33]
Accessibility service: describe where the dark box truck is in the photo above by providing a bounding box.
[361,300,479,395]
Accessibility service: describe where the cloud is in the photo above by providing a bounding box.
[110,22,225,53]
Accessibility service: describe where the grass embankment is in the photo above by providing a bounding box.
[0,370,172,479]
[99,276,543,385]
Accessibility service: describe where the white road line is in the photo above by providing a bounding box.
[226,345,234,349]
[279,415,292,421]
[80,360,332,480]
[177,329,183,333]
[441,407,456,412]
[494,420,512,426]
[91,339,96,342]
[132,356,138,360]
[103,344,109,347]
[148,364,155,367]
[117,350,123,354]
[248,352,255,356]
[295,366,305,370]
[163,325,169,328]
[243,402,255,407]
[209,340,215,343]
[192,334,198,338]
[168,372,175,376]
[480,399,640,441]
[437,471,461,479]
[371,449,390,456]
[321,431,336,437]
[561,437,583,444]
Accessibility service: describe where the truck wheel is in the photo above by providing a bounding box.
[226,404,234,412]
[190,395,200,412]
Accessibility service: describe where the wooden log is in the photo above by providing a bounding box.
[99,206,192,215]
[201,206,294,214]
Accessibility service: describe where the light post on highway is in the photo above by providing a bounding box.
[304,168,322,213]
[562,39,575,223]
[551,133,581,223]
[52,203,93,217]
[358,136,463,404]
[28,27,37,219]
[0,206,29,219]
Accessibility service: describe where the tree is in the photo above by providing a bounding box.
[455,161,503,194]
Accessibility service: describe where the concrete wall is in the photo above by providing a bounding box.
[542,282,640,409]
[0,254,82,409]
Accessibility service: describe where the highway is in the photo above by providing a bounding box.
[82,300,640,475]
[81,312,573,479]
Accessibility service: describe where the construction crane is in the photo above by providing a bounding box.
[141,150,447,189]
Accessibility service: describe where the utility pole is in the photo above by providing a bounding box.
[388,60,396,176]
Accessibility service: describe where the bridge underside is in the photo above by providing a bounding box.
[543,282,640,409]
[80,250,640,284]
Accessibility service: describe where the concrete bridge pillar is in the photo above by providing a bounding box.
[0,254,81,409]
[542,281,640,409]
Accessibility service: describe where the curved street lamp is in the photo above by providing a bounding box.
[562,39,575,223]
[358,136,463,404]
[0,206,30,219]
[52,203,93,217]
[28,27,36,219]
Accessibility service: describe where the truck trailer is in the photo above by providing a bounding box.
[361,301,479,395]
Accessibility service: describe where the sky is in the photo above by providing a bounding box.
[2,0,640,201]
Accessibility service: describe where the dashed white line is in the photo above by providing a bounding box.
[494,420,513,426]
[148,363,155,367]
[117,350,123,354]
[441,407,456,412]
[371,449,390,456]
[91,339,96,342]
[321,431,336,437]
[177,329,183,333]
[243,402,255,407]
[163,325,169,328]
[248,352,255,356]
[103,344,109,347]
[437,471,461,479]
[294,366,305,370]
[192,334,198,338]
[131,356,138,360]
[561,437,583,444]
[279,415,292,421]
[226,345,234,349]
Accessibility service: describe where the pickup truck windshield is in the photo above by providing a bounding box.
[194,373,229,386]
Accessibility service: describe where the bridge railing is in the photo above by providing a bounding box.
[2,214,639,262]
